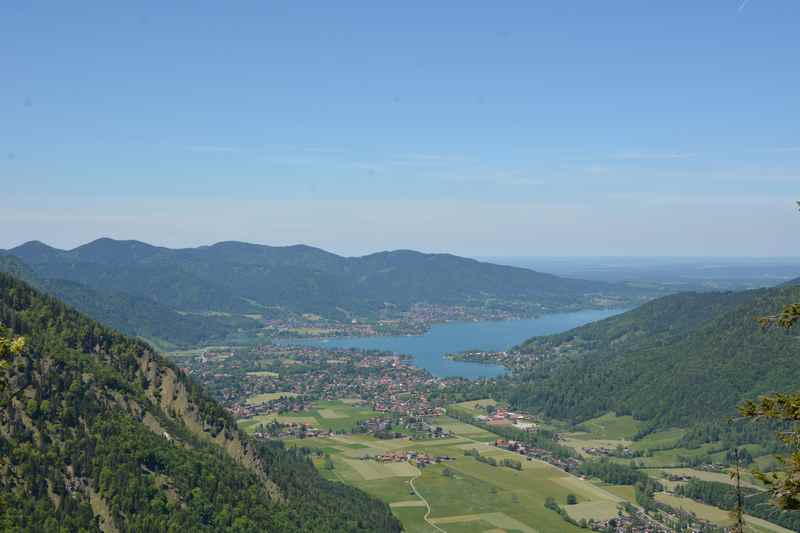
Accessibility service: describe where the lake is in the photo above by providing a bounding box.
[280,308,625,379]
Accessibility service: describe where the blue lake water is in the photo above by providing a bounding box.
[280,308,625,379]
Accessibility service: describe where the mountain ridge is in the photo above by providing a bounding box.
[4,238,646,346]
[492,284,800,430]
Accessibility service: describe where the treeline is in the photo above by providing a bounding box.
[675,479,800,531]
[677,419,790,452]
[543,496,585,529]
[463,449,522,470]
[577,459,649,485]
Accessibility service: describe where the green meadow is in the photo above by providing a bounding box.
[238,399,382,433]
[288,416,626,533]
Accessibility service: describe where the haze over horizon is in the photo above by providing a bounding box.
[4,236,800,262]
[3,1,799,256]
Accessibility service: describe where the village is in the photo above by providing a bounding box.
[360,449,455,468]
[234,302,538,341]
[176,344,761,533]
[177,342,465,419]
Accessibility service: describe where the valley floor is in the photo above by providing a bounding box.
[274,409,794,533]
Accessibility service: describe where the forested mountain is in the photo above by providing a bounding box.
[493,285,800,429]
[6,238,641,320]
[0,255,257,347]
[0,273,401,532]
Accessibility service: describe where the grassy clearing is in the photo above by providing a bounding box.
[572,412,641,440]
[245,391,297,405]
[390,507,438,533]
[238,400,382,432]
[628,442,721,468]
[566,501,620,522]
[630,428,686,450]
[598,483,636,502]
[656,492,732,523]
[654,493,793,533]
[449,399,497,416]
[389,500,427,508]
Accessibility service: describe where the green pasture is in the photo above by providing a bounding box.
[238,399,383,433]
[291,417,627,533]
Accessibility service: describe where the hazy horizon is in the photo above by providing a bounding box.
[4,235,800,262]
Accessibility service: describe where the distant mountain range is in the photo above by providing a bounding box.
[494,282,800,429]
[1,238,647,347]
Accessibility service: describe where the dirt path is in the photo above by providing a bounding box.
[408,475,447,533]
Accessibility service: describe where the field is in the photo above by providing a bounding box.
[245,370,279,378]
[238,400,382,433]
[573,412,642,440]
[448,399,497,416]
[245,391,297,405]
[559,412,790,531]
[289,416,627,533]
[562,413,726,469]
[655,493,794,533]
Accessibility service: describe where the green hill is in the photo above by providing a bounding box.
[7,238,644,319]
[0,255,257,348]
[496,285,800,429]
[0,272,401,532]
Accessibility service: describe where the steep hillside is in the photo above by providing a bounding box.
[0,273,400,532]
[496,286,800,428]
[8,238,644,321]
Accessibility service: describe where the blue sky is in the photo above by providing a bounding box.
[2,1,798,256]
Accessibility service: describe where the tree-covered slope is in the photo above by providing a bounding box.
[497,285,800,428]
[0,273,401,532]
[7,238,643,320]
[0,255,257,347]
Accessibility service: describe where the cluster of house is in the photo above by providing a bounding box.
[364,450,453,467]
[582,445,636,458]
[590,515,671,533]
[664,473,693,482]
[477,409,537,431]
[252,421,331,440]
[372,396,445,417]
[409,425,453,440]
[494,439,581,471]
[226,396,311,420]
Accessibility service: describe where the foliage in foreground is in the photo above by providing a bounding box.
[0,272,400,532]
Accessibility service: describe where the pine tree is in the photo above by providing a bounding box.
[0,322,25,374]
[738,200,800,509]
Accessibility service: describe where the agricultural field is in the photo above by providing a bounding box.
[288,416,627,533]
[237,399,382,433]
[557,412,791,531]
[561,412,738,469]
[245,370,279,378]
[572,412,642,440]
[654,493,794,533]
[657,467,762,490]
[245,391,297,405]
[448,399,498,416]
